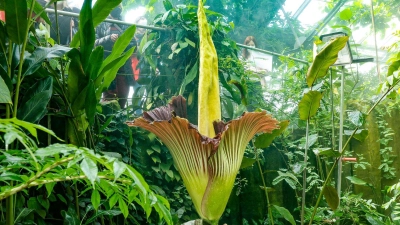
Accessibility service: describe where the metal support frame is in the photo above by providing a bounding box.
[337,66,345,200]
[44,8,168,31]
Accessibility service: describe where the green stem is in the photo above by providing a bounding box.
[7,3,36,224]
[12,0,35,118]
[300,119,310,225]
[308,81,399,224]
[74,182,80,220]
[253,141,274,225]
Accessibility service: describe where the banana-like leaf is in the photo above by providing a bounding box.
[20,76,52,105]
[306,36,348,87]
[95,48,134,99]
[99,25,136,73]
[79,0,94,71]
[22,45,70,76]
[5,0,28,44]
[70,0,122,47]
[298,91,323,120]
[86,46,104,81]
[17,90,51,123]
[17,77,53,123]
[0,76,11,103]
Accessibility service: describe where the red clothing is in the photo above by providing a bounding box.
[131,55,140,81]
[0,11,5,21]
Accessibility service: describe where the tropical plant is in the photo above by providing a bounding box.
[0,118,172,224]
[128,0,280,224]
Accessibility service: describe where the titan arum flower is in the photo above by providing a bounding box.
[127,1,279,224]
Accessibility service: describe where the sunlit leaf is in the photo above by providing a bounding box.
[306,36,348,87]
[347,110,365,127]
[91,189,101,210]
[298,91,323,120]
[118,198,129,218]
[313,148,340,157]
[346,176,369,186]
[113,160,126,181]
[80,158,98,187]
[339,8,352,21]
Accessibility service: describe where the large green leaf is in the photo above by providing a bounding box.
[86,46,104,81]
[79,0,94,71]
[298,91,323,120]
[272,205,295,225]
[118,198,129,218]
[17,90,52,123]
[5,0,28,44]
[387,60,400,77]
[306,36,348,87]
[322,185,339,211]
[344,129,369,142]
[99,25,136,73]
[179,60,198,95]
[91,189,101,211]
[70,0,122,47]
[20,76,53,105]
[153,194,173,225]
[254,120,289,148]
[22,46,70,76]
[0,76,11,103]
[346,176,369,186]
[2,117,61,141]
[95,48,134,98]
[80,158,98,187]
[347,110,366,127]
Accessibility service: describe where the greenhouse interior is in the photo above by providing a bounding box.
[0,0,400,224]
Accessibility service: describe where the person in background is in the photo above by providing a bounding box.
[241,35,268,88]
[48,1,79,46]
[95,5,137,109]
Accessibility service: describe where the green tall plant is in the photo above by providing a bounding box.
[0,0,173,224]
[297,36,348,224]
